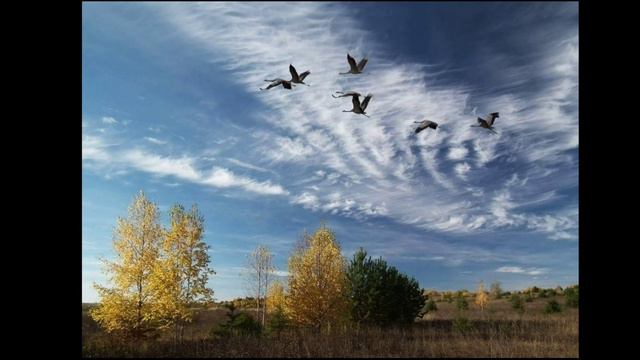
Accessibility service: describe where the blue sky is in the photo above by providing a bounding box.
[82,2,578,302]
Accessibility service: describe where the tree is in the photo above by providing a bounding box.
[564,285,579,308]
[245,245,275,327]
[490,281,503,299]
[266,280,287,314]
[346,248,425,326]
[150,204,215,340]
[286,224,350,331]
[211,303,261,338]
[91,191,164,338]
[266,282,290,335]
[475,281,489,311]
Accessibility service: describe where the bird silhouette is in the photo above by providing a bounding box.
[339,53,368,75]
[414,120,439,134]
[471,112,500,134]
[341,93,373,117]
[289,64,310,86]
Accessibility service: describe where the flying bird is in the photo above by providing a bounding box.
[332,91,362,99]
[289,64,310,86]
[339,53,368,75]
[260,78,294,91]
[342,93,373,117]
[471,112,500,134]
[414,120,439,134]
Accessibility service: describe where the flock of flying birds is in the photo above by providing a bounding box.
[260,53,501,135]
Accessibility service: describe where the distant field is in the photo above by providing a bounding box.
[82,295,578,357]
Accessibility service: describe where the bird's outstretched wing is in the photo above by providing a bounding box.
[347,53,358,72]
[484,114,495,126]
[352,95,362,111]
[333,91,361,98]
[282,81,292,89]
[477,117,489,127]
[360,94,373,111]
[298,70,310,81]
[261,79,283,90]
[357,58,368,72]
[289,65,299,82]
[486,113,498,126]
[415,124,426,133]
[425,120,438,129]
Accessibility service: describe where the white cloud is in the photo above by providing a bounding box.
[496,266,548,276]
[263,136,315,163]
[202,167,288,195]
[292,192,320,211]
[496,266,525,273]
[144,136,167,145]
[83,136,288,196]
[448,146,469,160]
[101,116,118,124]
[227,158,271,173]
[273,270,290,277]
[454,162,471,179]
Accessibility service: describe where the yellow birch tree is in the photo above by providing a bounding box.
[266,280,287,314]
[150,204,215,340]
[286,224,350,332]
[91,191,164,338]
[475,281,489,311]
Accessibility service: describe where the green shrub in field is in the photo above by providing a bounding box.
[347,248,425,326]
[211,303,262,338]
[266,307,289,335]
[539,289,549,298]
[510,294,525,313]
[456,296,468,311]
[564,286,579,308]
[544,299,562,314]
[524,293,533,302]
[453,317,474,334]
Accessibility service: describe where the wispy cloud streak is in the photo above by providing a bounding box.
[153,2,577,240]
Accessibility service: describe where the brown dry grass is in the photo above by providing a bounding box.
[82,296,578,357]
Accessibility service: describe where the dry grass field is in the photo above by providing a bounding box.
[82,295,578,357]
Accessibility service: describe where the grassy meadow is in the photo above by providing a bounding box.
[82,293,578,358]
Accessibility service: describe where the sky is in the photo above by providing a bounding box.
[82,2,578,302]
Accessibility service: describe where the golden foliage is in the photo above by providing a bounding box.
[91,192,214,338]
[286,225,350,330]
[475,281,489,311]
[91,191,164,336]
[150,204,214,331]
[266,280,287,314]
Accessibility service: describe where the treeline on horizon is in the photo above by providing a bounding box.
[86,191,578,341]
